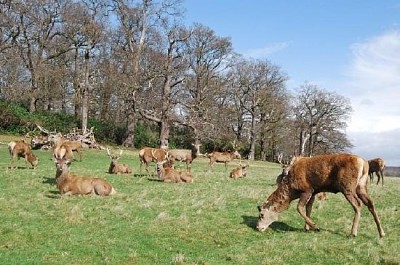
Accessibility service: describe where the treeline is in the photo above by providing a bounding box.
[0,0,353,161]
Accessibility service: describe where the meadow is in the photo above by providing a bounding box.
[0,135,399,265]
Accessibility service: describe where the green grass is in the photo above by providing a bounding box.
[0,135,399,265]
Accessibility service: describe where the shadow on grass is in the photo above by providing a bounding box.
[133,173,157,178]
[45,191,62,199]
[241,215,301,232]
[42,176,55,185]
[146,178,162,182]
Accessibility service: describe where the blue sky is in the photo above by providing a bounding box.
[183,0,400,166]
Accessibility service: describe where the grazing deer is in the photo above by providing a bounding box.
[107,148,132,174]
[8,140,39,169]
[54,157,116,196]
[257,153,385,238]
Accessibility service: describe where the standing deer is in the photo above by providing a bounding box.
[138,147,168,176]
[8,140,39,169]
[207,150,241,170]
[50,133,83,161]
[167,144,201,172]
[368,158,385,185]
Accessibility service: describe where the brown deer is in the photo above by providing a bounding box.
[138,147,168,176]
[207,150,241,170]
[8,140,39,169]
[50,133,83,161]
[107,148,132,174]
[155,160,194,183]
[257,153,385,238]
[54,157,116,196]
[229,163,249,179]
[368,158,385,185]
[167,144,201,172]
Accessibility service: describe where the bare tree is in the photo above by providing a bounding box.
[111,0,183,147]
[230,58,288,160]
[293,82,353,156]
[178,23,233,147]
[5,0,75,112]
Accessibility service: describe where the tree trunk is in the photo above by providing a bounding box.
[81,50,90,132]
[260,138,266,161]
[160,119,169,149]
[123,111,136,147]
[123,89,137,147]
[29,96,37,112]
[248,113,257,160]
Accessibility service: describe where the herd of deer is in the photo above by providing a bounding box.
[6,134,387,238]
[6,137,245,194]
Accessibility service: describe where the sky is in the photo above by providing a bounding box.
[183,0,400,166]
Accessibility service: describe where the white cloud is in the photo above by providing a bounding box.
[344,30,400,133]
[243,42,291,59]
[343,31,400,166]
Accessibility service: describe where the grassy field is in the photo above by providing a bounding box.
[0,135,399,265]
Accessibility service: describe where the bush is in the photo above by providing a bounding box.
[134,122,159,148]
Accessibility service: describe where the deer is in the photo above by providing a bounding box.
[207,150,241,170]
[8,140,39,169]
[106,148,132,174]
[138,147,168,176]
[155,160,194,183]
[229,163,249,179]
[368,158,385,185]
[275,156,328,200]
[257,153,385,238]
[167,144,201,172]
[54,157,116,196]
[49,133,83,161]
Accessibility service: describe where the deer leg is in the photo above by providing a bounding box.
[342,191,362,237]
[304,194,316,231]
[375,172,381,185]
[208,160,213,172]
[297,192,319,231]
[356,186,385,238]
[378,170,384,186]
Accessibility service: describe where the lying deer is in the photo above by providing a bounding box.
[155,161,194,183]
[229,163,249,179]
[54,157,116,196]
[107,148,132,174]
[8,140,39,169]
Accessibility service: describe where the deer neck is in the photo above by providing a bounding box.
[56,167,69,181]
[266,182,293,213]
